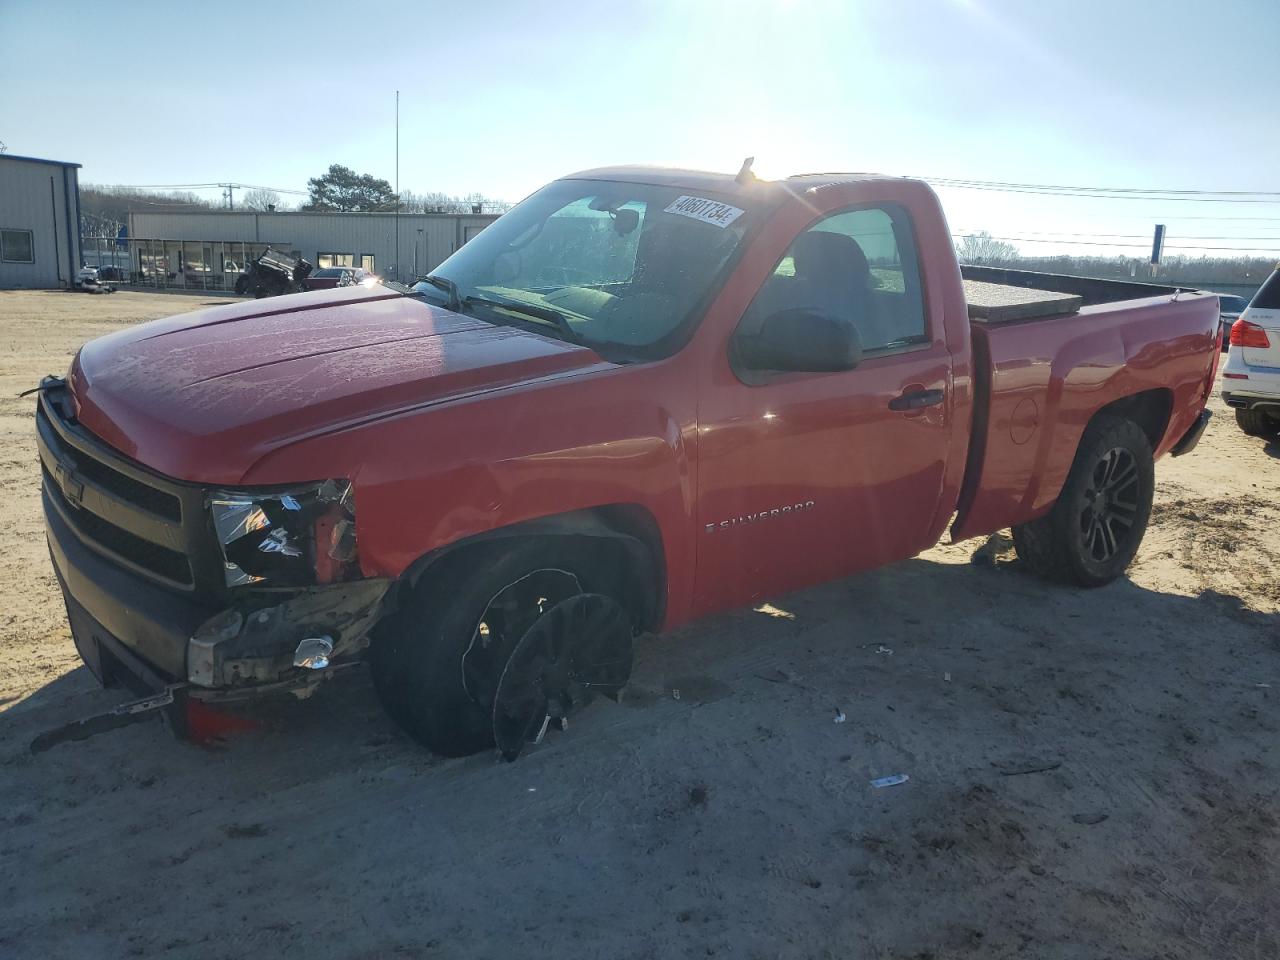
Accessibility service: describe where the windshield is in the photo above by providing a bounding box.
[412,179,760,359]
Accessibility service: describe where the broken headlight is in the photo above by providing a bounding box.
[209,479,358,588]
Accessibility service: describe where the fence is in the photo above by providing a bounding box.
[80,236,286,291]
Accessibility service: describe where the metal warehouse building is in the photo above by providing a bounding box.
[0,154,82,289]
[123,209,500,291]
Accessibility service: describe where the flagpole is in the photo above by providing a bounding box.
[395,90,400,280]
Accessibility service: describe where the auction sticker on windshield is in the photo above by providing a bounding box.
[663,196,746,229]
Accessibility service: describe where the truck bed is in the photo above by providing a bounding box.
[961,264,1188,309]
[951,280,1220,541]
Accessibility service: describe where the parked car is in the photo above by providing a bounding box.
[35,165,1219,760]
[302,266,377,291]
[1217,294,1251,350]
[1221,265,1280,437]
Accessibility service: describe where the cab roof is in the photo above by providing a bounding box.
[561,164,910,201]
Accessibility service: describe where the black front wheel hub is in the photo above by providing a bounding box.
[491,593,634,762]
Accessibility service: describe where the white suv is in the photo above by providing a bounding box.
[1222,265,1280,437]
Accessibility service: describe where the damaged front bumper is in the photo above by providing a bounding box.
[46,483,390,703]
[186,579,390,695]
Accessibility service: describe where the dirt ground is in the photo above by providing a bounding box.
[1,289,1277,959]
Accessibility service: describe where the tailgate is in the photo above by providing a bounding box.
[1241,305,1280,369]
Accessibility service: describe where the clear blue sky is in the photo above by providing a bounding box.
[3,0,1278,256]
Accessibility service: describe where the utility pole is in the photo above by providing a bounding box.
[395,90,400,280]
[1150,224,1165,279]
[220,183,238,210]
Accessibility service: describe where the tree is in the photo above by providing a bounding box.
[399,189,459,213]
[399,189,514,214]
[956,231,1020,265]
[302,164,399,212]
[241,188,282,211]
[80,185,212,225]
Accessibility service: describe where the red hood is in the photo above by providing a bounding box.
[70,286,604,484]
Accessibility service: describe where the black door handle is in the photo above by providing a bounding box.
[888,388,944,411]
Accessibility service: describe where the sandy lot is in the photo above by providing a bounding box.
[1,289,1277,959]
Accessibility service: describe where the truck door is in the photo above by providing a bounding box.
[693,201,956,614]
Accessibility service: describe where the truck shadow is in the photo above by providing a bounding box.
[5,551,1279,959]
[4,550,1277,770]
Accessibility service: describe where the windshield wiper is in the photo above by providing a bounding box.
[420,274,462,311]
[463,294,584,345]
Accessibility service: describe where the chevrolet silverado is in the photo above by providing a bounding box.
[36,164,1219,759]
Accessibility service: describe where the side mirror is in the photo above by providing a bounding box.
[735,309,862,374]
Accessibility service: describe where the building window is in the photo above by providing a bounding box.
[317,252,354,269]
[360,254,375,273]
[1,229,34,263]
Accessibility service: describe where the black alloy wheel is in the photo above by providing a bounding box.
[1012,414,1154,587]
[1079,446,1140,563]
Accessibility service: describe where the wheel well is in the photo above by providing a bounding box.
[397,505,667,632]
[1093,388,1172,451]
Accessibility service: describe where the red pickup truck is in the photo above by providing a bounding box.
[37,165,1219,759]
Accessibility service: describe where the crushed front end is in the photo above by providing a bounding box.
[36,378,390,737]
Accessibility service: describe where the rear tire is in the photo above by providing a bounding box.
[1235,407,1279,437]
[368,540,595,757]
[1013,415,1154,588]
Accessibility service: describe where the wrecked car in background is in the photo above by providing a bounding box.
[233,247,312,299]
[36,163,1219,760]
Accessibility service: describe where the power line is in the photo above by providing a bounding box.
[952,232,1279,253]
[239,183,309,196]
[105,182,224,188]
[922,174,1280,198]
[954,229,1280,241]
[1147,215,1280,222]
[957,229,1280,241]
[95,181,310,196]
[928,180,1280,204]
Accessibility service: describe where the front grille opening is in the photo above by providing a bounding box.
[37,407,182,522]
[45,468,193,586]
[74,455,182,522]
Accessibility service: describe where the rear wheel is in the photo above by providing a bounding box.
[1013,415,1154,587]
[368,540,621,757]
[1235,407,1279,437]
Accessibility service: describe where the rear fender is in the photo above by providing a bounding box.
[952,342,1176,541]
[1020,386,1171,525]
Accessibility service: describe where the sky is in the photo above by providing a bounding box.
[3,0,1278,258]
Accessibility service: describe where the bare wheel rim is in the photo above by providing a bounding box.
[492,593,633,762]
[460,568,582,706]
[1078,446,1140,563]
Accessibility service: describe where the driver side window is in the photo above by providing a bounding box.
[745,205,926,354]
